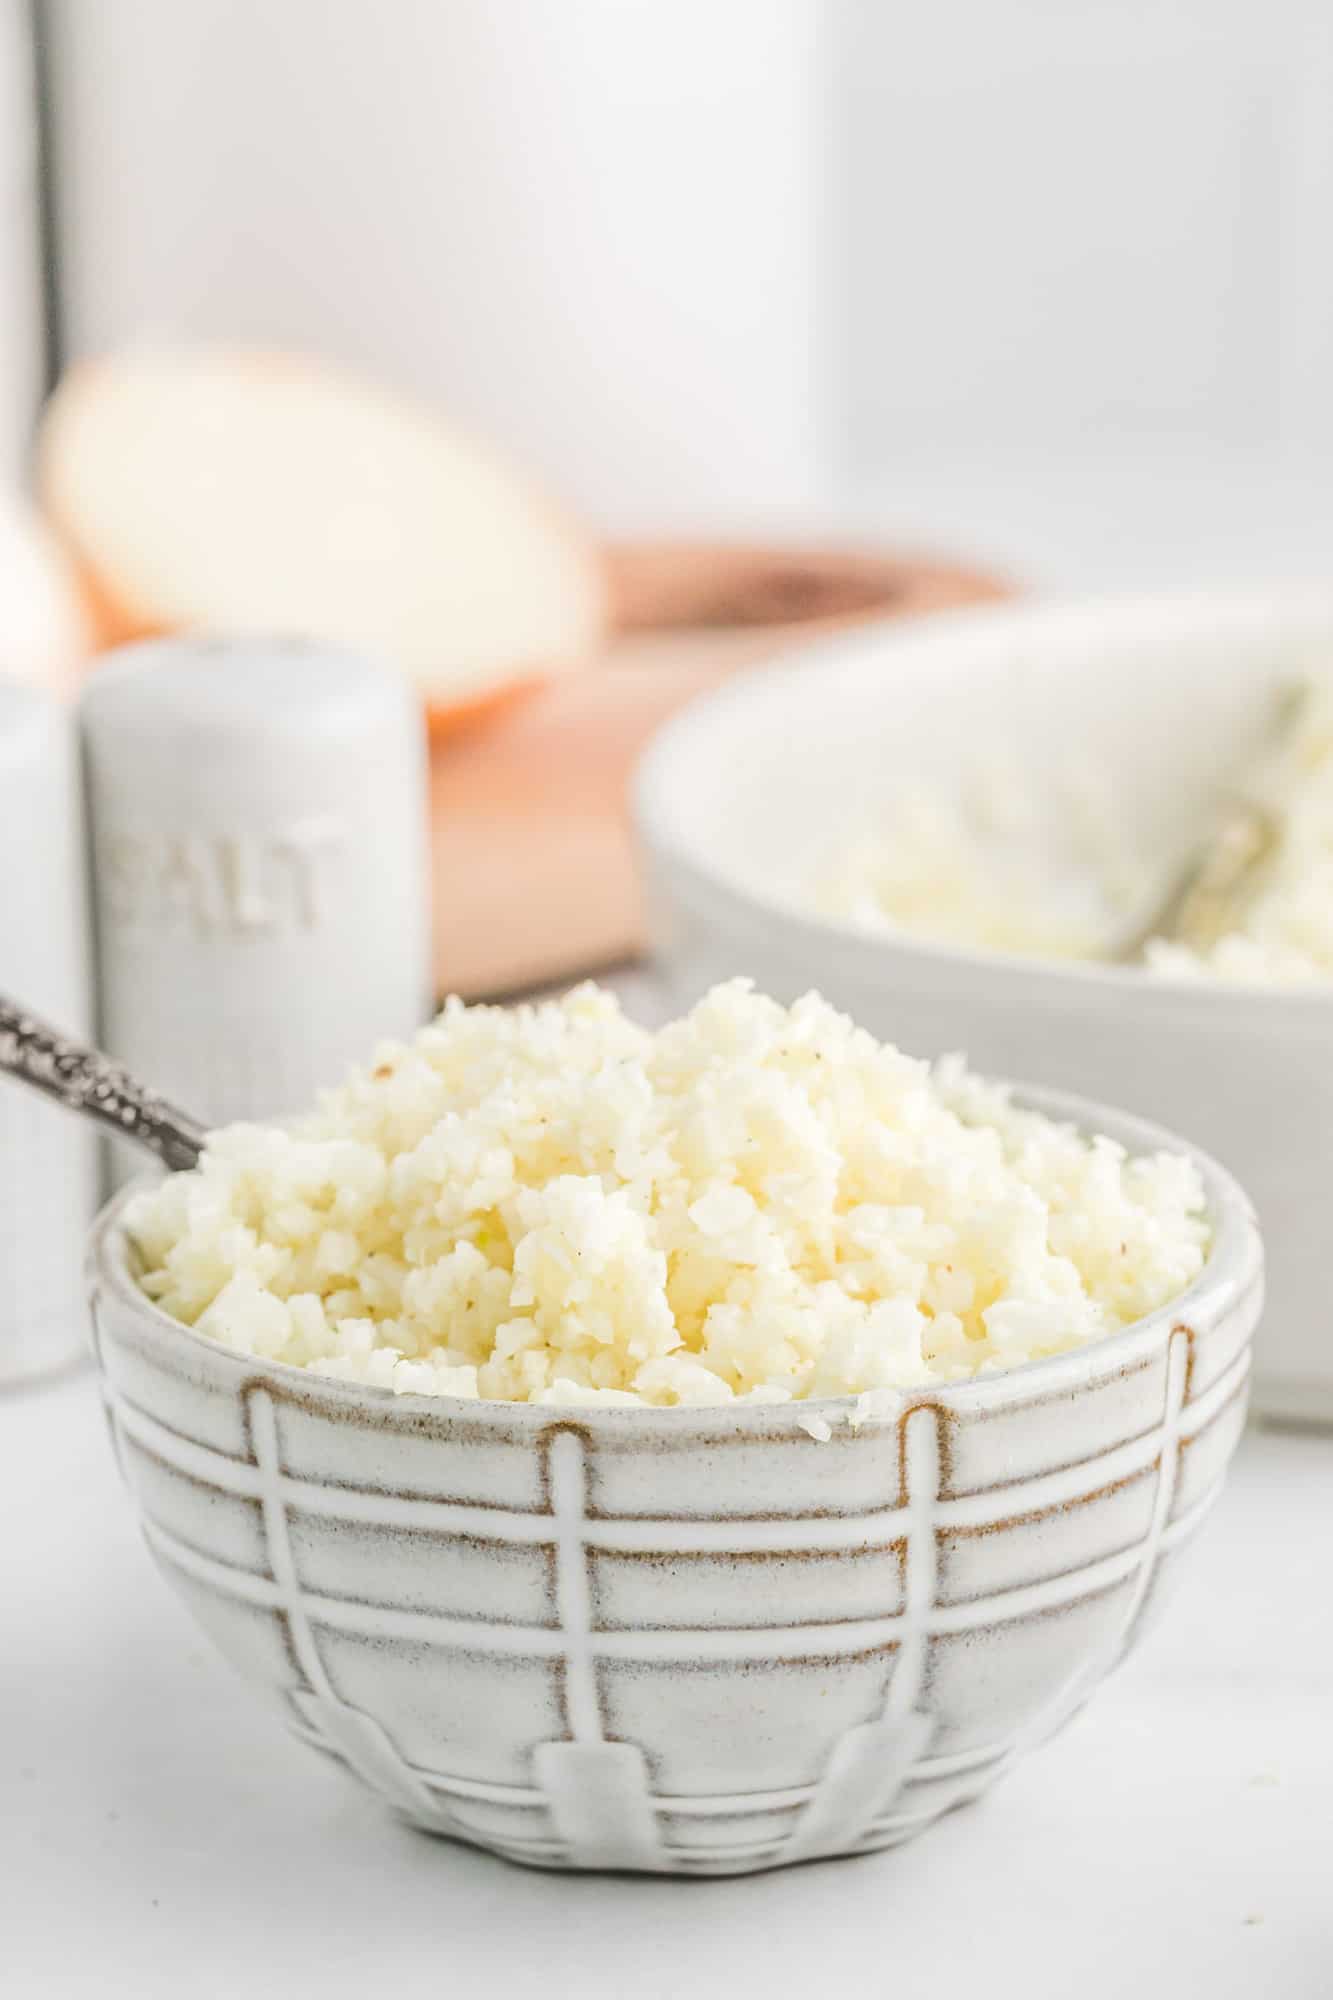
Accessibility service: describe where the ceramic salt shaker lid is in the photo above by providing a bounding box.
[80,638,430,1157]
[0,680,97,1381]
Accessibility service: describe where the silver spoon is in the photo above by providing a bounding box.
[0,995,206,1172]
[1109,680,1310,964]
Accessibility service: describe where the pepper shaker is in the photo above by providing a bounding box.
[0,681,97,1382]
[80,638,431,1159]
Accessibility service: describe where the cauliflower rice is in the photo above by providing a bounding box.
[810,754,1149,963]
[810,684,1333,986]
[126,981,1210,1409]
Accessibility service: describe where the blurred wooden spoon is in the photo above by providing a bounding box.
[604,540,1010,632]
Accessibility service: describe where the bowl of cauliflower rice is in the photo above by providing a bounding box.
[89,979,1261,1875]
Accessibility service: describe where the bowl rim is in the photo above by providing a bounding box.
[90,1077,1262,1436]
[632,586,1333,1017]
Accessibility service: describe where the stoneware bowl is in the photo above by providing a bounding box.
[88,1090,1260,1878]
[635,590,1333,1425]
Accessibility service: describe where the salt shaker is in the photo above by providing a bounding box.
[80,638,431,1158]
[0,681,97,1382]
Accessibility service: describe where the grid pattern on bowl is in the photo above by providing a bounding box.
[91,1279,1256,1876]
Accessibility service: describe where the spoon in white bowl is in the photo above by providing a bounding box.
[1109,679,1312,964]
[0,996,206,1171]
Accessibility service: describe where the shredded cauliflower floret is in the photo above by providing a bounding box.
[126,980,1210,1404]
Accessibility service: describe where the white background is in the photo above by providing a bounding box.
[42,0,1333,582]
[0,1,42,481]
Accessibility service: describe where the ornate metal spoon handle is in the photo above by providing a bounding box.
[0,995,206,1172]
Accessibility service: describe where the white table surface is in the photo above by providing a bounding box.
[4,1366,1328,2000]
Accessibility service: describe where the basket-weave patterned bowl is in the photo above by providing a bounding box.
[87,1087,1261,1877]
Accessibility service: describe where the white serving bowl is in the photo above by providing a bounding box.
[635,592,1333,1426]
[89,1096,1259,1878]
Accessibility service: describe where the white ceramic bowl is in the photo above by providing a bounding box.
[635,591,1333,1426]
[89,1093,1259,1878]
